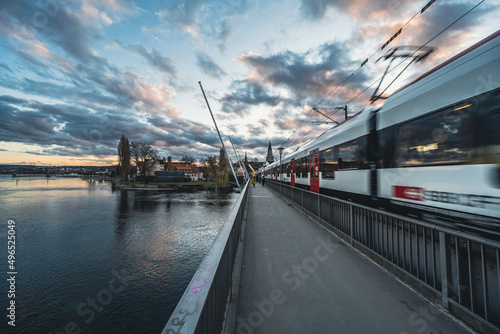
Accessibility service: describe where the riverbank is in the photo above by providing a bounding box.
[111,181,235,191]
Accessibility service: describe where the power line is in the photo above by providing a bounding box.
[318,0,434,113]
[274,0,439,157]
[347,0,485,105]
[272,0,484,157]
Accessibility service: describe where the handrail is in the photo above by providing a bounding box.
[269,180,500,248]
[162,180,250,334]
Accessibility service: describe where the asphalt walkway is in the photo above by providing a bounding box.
[232,184,472,334]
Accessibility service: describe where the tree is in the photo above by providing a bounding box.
[130,141,159,180]
[117,134,131,181]
[216,148,230,187]
[181,156,195,164]
[202,155,218,180]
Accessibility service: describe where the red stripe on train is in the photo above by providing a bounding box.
[393,186,425,201]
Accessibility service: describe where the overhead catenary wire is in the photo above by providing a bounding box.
[318,0,433,114]
[347,0,485,105]
[274,0,484,157]
[273,0,439,157]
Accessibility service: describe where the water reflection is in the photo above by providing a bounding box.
[115,190,130,239]
[0,178,239,333]
[132,190,161,212]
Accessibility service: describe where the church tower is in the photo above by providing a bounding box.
[266,141,274,164]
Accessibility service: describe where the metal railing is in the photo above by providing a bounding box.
[162,181,250,334]
[267,180,500,333]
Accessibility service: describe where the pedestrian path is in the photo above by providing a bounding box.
[232,184,472,334]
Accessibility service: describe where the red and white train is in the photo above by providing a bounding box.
[263,30,500,239]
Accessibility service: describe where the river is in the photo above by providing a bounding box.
[0,177,239,333]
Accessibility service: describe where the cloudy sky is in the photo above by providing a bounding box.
[0,0,498,166]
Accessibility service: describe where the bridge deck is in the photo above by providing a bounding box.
[229,184,473,334]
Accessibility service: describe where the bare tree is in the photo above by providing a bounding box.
[216,148,230,187]
[130,141,159,180]
[180,156,195,164]
[117,134,131,181]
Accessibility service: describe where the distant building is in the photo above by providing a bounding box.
[151,158,165,175]
[136,158,165,176]
[166,157,202,181]
[266,141,274,164]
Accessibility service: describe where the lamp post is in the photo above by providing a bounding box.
[278,147,284,195]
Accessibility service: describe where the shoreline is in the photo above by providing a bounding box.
[111,181,235,192]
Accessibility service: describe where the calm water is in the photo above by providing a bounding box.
[0,177,239,333]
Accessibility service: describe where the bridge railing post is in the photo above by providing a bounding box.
[439,231,449,310]
[317,194,320,222]
[349,205,353,245]
[301,190,304,212]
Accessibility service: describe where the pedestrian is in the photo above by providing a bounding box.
[251,176,256,187]
[262,176,265,186]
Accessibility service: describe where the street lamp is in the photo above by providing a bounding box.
[278,147,284,195]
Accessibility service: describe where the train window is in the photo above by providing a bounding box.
[486,109,500,163]
[338,139,359,170]
[299,158,304,178]
[286,163,291,177]
[297,157,308,178]
[303,157,309,178]
[320,148,337,178]
[357,136,368,169]
[395,106,473,166]
[379,126,396,168]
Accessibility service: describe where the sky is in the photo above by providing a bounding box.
[0,0,498,166]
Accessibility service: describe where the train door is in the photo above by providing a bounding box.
[291,159,296,186]
[310,150,320,193]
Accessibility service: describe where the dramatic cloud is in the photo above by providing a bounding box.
[0,0,496,165]
[299,0,414,21]
[195,51,227,78]
[220,79,282,115]
[117,42,178,78]
[156,0,208,33]
[238,41,369,100]
[155,0,249,51]
[0,94,229,160]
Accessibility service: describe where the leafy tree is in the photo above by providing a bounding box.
[216,148,230,187]
[130,141,159,180]
[117,134,131,181]
[180,156,195,164]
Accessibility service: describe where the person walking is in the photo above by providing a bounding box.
[251,176,256,187]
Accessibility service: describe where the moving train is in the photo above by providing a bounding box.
[262,30,500,239]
